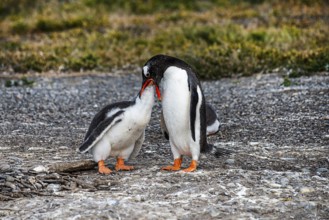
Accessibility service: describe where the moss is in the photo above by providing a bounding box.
[11,20,30,34]
[0,0,328,78]
[282,77,292,87]
[4,76,34,87]
[34,17,88,33]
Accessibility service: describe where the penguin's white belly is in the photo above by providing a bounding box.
[92,106,150,161]
[108,109,149,154]
[162,68,192,155]
[108,118,143,151]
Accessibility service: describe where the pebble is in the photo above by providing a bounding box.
[280,177,289,186]
[301,168,310,173]
[107,199,119,206]
[316,168,328,174]
[35,183,43,189]
[299,187,315,194]
[134,195,142,202]
[268,183,281,188]
[0,163,11,172]
[5,175,15,182]
[225,159,235,165]
[5,181,17,190]
[280,157,296,161]
[209,207,220,217]
[46,184,62,192]
[33,165,49,173]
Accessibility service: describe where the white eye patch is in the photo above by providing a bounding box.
[143,66,150,77]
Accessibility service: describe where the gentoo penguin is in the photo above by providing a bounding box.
[205,104,221,136]
[78,78,159,174]
[160,103,220,139]
[142,54,210,172]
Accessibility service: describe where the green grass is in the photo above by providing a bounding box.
[0,0,328,79]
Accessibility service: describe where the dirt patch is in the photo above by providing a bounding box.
[0,73,328,219]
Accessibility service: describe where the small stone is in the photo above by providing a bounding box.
[134,195,142,202]
[280,157,296,161]
[5,181,17,190]
[35,183,43,189]
[280,177,289,186]
[70,181,77,189]
[33,165,49,173]
[107,199,119,206]
[58,146,68,150]
[46,184,61,192]
[225,159,235,165]
[268,183,281,188]
[249,142,260,146]
[5,175,15,182]
[299,187,314,194]
[0,163,11,172]
[316,168,328,174]
[28,176,36,185]
[209,207,220,217]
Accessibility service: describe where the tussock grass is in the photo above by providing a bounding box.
[0,0,328,78]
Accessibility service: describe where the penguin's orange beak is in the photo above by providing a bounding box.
[140,78,162,100]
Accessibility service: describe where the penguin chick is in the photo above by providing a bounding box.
[160,103,220,140]
[78,80,157,174]
[142,54,209,172]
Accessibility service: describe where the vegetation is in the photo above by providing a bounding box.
[0,0,328,79]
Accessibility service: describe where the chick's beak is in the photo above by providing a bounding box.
[140,78,162,101]
[140,78,153,96]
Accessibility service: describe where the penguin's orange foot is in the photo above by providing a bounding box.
[182,160,197,172]
[98,160,112,174]
[115,158,134,171]
[115,164,134,171]
[161,158,182,171]
[162,165,181,171]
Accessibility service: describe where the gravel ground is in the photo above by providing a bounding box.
[0,72,328,219]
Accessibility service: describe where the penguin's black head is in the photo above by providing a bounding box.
[142,54,190,100]
[140,54,174,100]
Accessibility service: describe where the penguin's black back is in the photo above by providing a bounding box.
[206,104,218,126]
[84,101,134,140]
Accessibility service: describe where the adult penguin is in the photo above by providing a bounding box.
[142,54,210,172]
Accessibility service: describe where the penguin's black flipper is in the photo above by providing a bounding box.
[84,101,133,140]
[189,84,199,142]
[79,110,124,153]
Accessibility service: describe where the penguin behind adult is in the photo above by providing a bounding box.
[78,78,160,174]
[205,104,221,136]
[142,54,213,172]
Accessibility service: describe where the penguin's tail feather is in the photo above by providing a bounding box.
[202,144,233,157]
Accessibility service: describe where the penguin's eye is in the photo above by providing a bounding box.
[143,66,150,78]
